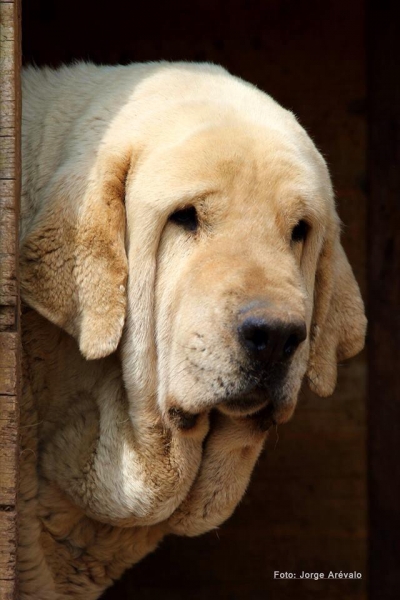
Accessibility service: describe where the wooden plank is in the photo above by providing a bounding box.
[0,257,17,307]
[0,307,16,331]
[0,0,21,598]
[0,580,15,600]
[367,1,400,599]
[0,138,15,180]
[0,334,18,396]
[0,396,18,505]
[0,511,17,589]
[0,182,17,306]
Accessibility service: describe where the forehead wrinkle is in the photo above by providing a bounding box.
[131,116,332,230]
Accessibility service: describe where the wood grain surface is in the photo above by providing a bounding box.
[0,1,21,599]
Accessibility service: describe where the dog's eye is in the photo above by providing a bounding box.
[169,206,198,232]
[291,220,309,243]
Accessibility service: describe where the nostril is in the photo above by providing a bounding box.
[247,327,268,352]
[283,334,300,357]
[283,323,307,358]
[238,311,307,363]
[239,319,269,352]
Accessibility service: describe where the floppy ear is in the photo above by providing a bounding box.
[20,148,130,360]
[306,230,367,397]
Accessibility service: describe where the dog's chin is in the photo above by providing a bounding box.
[218,399,276,433]
[166,379,296,431]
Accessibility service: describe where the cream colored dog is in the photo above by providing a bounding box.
[19,62,366,599]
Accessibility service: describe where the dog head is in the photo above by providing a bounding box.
[20,64,366,429]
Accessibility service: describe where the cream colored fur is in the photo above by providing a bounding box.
[19,62,367,598]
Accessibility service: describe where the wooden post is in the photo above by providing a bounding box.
[0,1,21,598]
[367,1,400,599]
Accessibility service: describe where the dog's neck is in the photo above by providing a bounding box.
[19,306,165,598]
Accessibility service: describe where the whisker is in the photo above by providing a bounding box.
[273,424,280,452]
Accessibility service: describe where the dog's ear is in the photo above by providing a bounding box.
[306,227,367,397]
[20,148,131,360]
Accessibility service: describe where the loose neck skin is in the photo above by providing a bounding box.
[21,305,208,527]
[19,307,167,598]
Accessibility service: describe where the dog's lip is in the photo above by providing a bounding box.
[218,390,269,417]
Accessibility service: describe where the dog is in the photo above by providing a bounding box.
[18,61,366,599]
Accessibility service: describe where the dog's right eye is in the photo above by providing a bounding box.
[169,206,198,232]
[291,219,309,243]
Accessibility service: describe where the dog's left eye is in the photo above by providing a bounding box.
[169,206,198,232]
[291,219,309,243]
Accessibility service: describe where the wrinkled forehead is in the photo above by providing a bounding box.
[128,118,333,222]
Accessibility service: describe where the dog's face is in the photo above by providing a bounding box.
[20,87,366,434]
[145,124,324,426]
[114,115,363,433]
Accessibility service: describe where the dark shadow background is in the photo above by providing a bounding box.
[22,2,368,599]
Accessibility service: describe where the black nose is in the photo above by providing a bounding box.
[238,315,307,364]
